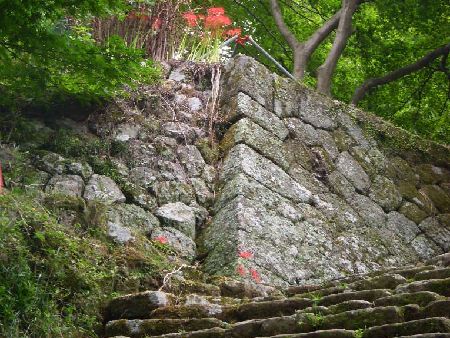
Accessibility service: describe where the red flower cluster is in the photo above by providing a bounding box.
[154,235,168,244]
[236,264,246,276]
[250,268,261,283]
[182,7,233,30]
[183,11,198,27]
[239,250,253,259]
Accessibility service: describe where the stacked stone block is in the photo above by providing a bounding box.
[203,55,450,286]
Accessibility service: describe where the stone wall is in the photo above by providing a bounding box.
[2,61,219,266]
[203,55,450,286]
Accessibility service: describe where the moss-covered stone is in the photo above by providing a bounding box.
[374,291,443,307]
[298,306,403,332]
[399,202,428,224]
[318,290,392,307]
[105,317,226,338]
[419,185,450,213]
[195,138,220,164]
[44,193,86,212]
[363,317,450,338]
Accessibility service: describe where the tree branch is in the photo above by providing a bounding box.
[317,0,359,95]
[269,0,300,50]
[352,43,450,105]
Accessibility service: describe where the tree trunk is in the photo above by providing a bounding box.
[352,43,450,105]
[270,0,344,80]
[317,0,358,95]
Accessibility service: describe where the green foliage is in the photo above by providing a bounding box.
[205,0,449,143]
[0,190,171,337]
[0,0,161,111]
[302,312,325,328]
[355,328,365,338]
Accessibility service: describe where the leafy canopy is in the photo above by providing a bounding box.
[0,0,160,110]
[201,0,450,143]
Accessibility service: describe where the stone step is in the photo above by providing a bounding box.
[223,297,313,322]
[144,327,228,338]
[363,317,450,338]
[296,305,404,333]
[374,291,443,307]
[396,278,450,297]
[414,268,450,281]
[106,291,174,321]
[397,334,450,337]
[316,289,392,306]
[257,329,358,338]
[104,318,227,338]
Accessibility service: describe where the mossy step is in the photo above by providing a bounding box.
[396,278,450,297]
[257,329,358,337]
[144,326,228,338]
[149,304,223,320]
[349,274,407,291]
[106,291,174,321]
[317,289,392,306]
[297,305,404,333]
[298,300,373,316]
[105,318,227,338]
[374,292,444,307]
[389,266,436,279]
[427,253,450,267]
[229,315,298,338]
[223,297,313,322]
[397,334,450,337]
[363,317,450,338]
[292,285,348,299]
[415,268,450,281]
[417,300,450,320]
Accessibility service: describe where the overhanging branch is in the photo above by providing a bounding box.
[352,43,450,105]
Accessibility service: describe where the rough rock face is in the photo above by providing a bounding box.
[24,61,216,261]
[103,253,450,338]
[203,55,450,286]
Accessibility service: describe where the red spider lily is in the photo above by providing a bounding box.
[154,235,168,244]
[224,27,242,38]
[236,35,250,45]
[152,18,162,31]
[250,268,261,283]
[198,14,205,21]
[204,14,232,29]
[183,11,198,27]
[236,264,247,276]
[207,7,225,16]
[238,250,253,259]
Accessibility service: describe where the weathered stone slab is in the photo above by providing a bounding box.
[223,92,288,140]
[222,54,274,109]
[177,145,205,177]
[369,176,402,212]
[221,117,289,170]
[336,151,371,193]
[221,144,311,203]
[106,204,159,244]
[150,227,196,260]
[296,93,338,131]
[386,212,421,243]
[45,174,84,197]
[285,118,321,146]
[155,202,196,239]
[106,291,174,320]
[84,174,126,204]
[419,217,450,252]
